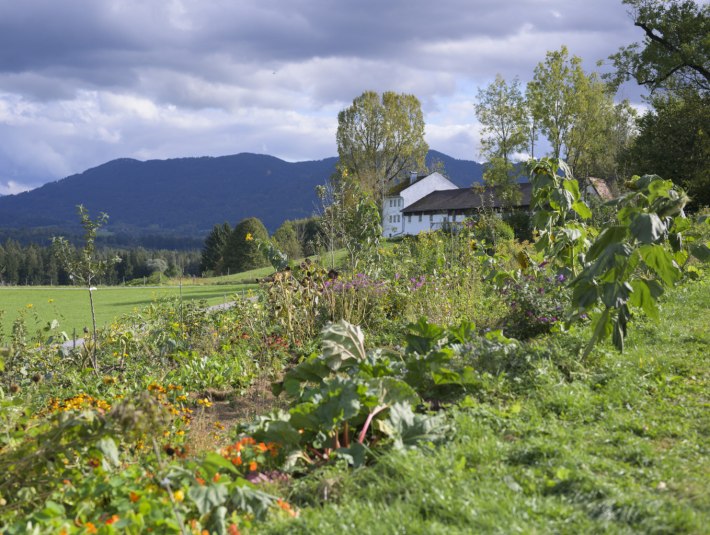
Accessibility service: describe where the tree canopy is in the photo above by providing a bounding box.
[200,222,231,274]
[474,75,528,206]
[623,89,709,207]
[526,46,629,180]
[608,0,710,94]
[336,91,428,206]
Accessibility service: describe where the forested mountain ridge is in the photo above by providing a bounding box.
[0,151,483,246]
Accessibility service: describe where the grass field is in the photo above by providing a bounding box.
[262,275,710,533]
[0,248,351,339]
[0,283,254,340]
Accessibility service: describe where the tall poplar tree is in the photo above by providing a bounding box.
[474,75,528,205]
[527,46,621,179]
[336,91,428,207]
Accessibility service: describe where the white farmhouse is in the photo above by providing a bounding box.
[402,183,532,234]
[382,171,458,237]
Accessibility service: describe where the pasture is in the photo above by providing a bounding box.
[0,283,254,340]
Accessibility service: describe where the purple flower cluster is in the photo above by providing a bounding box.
[409,275,426,291]
[324,273,386,295]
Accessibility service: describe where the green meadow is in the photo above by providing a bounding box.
[0,283,254,340]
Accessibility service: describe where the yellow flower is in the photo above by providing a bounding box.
[245,233,254,242]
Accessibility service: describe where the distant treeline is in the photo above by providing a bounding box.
[0,227,205,250]
[0,240,202,286]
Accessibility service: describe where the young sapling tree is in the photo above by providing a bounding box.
[52,205,120,373]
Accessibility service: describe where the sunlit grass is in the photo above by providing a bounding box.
[262,274,710,534]
[0,284,253,339]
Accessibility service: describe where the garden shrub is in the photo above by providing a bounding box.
[499,269,569,340]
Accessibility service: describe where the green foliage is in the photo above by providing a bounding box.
[527,47,622,178]
[272,221,303,261]
[475,75,528,164]
[624,90,710,208]
[317,176,381,272]
[500,270,569,339]
[222,217,270,273]
[608,0,710,94]
[249,320,451,468]
[569,174,703,354]
[528,158,592,275]
[336,91,428,203]
[472,214,515,247]
[52,206,121,373]
[475,75,527,200]
[200,222,231,275]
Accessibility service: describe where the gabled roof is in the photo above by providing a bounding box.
[403,183,532,213]
[386,174,427,196]
[385,171,457,196]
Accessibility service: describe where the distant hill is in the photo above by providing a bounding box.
[0,150,484,247]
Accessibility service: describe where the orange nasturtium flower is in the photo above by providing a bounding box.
[276,499,297,517]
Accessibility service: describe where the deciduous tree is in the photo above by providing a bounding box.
[474,75,528,206]
[337,91,428,207]
[608,0,709,94]
[624,89,710,207]
[527,46,622,180]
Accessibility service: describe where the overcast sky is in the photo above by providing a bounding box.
[0,0,646,194]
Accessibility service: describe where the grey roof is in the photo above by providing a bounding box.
[403,183,532,213]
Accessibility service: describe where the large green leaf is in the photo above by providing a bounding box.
[279,357,331,397]
[202,452,239,476]
[228,483,277,520]
[639,244,680,286]
[334,442,368,467]
[321,320,366,370]
[601,281,633,309]
[572,200,592,219]
[366,377,419,407]
[376,403,449,450]
[584,308,612,357]
[586,226,628,261]
[313,378,362,430]
[405,318,445,354]
[629,280,659,320]
[189,483,228,515]
[249,413,302,447]
[571,279,599,309]
[629,213,666,244]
